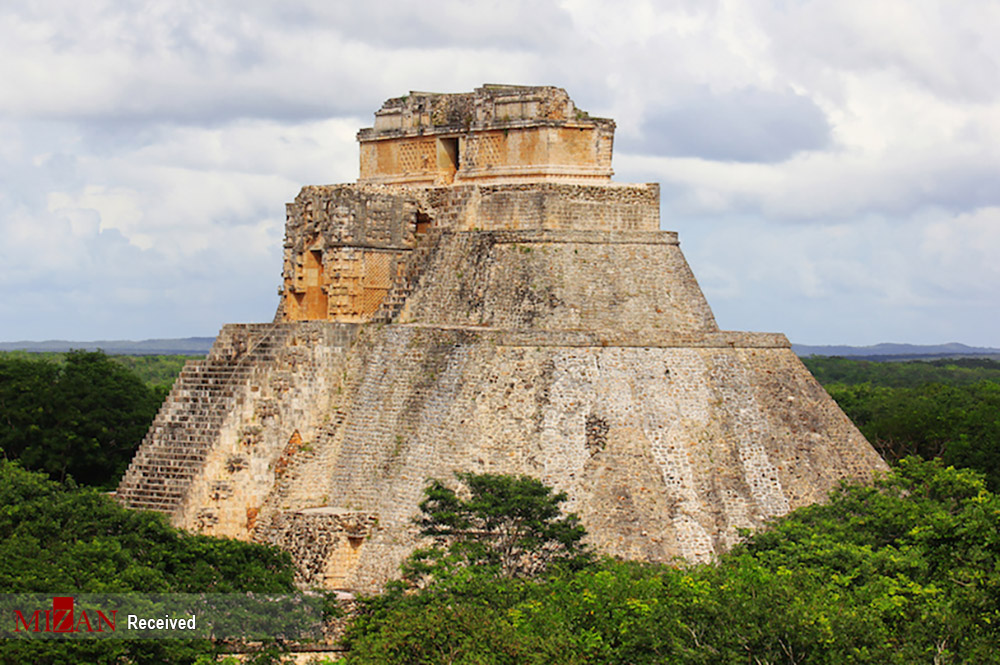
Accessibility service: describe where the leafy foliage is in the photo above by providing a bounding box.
[0,460,300,664]
[0,350,164,487]
[412,473,590,582]
[346,461,1000,664]
[741,458,1000,663]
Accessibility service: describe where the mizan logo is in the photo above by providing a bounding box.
[13,596,117,633]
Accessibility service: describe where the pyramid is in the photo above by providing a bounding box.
[117,85,887,592]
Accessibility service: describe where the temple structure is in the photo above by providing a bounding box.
[117,85,887,592]
[357,85,615,186]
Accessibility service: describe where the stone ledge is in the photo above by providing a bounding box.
[452,229,679,245]
[215,322,787,349]
[394,323,790,349]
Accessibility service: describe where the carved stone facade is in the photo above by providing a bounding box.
[358,85,614,186]
[117,86,887,592]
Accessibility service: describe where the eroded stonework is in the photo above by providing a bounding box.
[117,86,887,592]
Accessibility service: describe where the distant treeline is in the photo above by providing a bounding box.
[0,350,200,391]
[0,351,209,489]
[802,355,1000,387]
[803,356,1000,491]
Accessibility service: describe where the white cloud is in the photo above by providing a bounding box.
[0,0,997,345]
[759,0,1000,103]
[675,207,1000,346]
[920,207,1000,294]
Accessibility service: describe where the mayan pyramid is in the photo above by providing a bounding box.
[117,85,887,592]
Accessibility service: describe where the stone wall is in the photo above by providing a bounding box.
[236,324,885,592]
[423,183,659,232]
[358,126,615,186]
[398,230,717,334]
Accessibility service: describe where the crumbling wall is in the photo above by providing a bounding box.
[255,509,378,587]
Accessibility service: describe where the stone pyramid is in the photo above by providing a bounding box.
[117,85,887,592]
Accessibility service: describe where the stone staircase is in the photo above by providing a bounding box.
[116,324,284,515]
[371,229,445,324]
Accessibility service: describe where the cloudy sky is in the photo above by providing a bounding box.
[2,0,998,346]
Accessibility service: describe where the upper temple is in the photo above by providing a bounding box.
[357,84,616,186]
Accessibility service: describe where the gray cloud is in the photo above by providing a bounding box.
[265,0,575,50]
[0,1,574,125]
[625,87,831,163]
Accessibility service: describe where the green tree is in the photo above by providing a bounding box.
[346,473,591,663]
[414,472,590,581]
[346,460,1000,665]
[0,350,162,487]
[0,461,302,664]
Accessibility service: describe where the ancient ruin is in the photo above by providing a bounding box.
[117,85,887,592]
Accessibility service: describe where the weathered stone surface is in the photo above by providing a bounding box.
[277,183,663,324]
[117,85,887,592]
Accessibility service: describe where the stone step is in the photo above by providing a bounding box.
[370,230,444,323]
[130,455,206,467]
[118,324,290,515]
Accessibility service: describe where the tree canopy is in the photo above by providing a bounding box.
[800,356,1000,491]
[346,460,1000,664]
[0,350,163,488]
[0,460,301,664]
